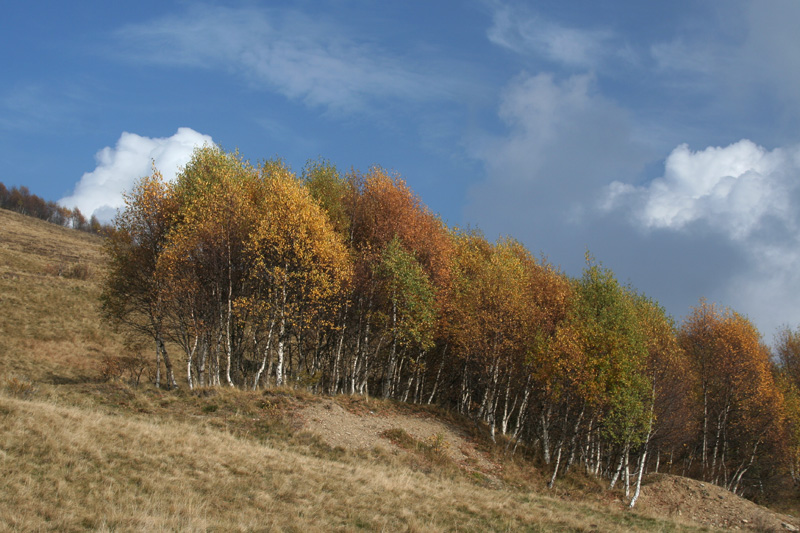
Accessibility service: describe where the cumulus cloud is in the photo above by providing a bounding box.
[606,140,798,240]
[112,5,459,114]
[605,139,800,338]
[59,127,213,222]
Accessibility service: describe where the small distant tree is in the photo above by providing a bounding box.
[71,208,87,231]
[0,182,9,208]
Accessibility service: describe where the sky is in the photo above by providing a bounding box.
[3,1,800,342]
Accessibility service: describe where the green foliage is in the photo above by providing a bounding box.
[573,255,650,446]
[302,158,351,236]
[375,237,437,350]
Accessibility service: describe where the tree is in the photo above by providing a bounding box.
[102,168,179,389]
[776,326,800,389]
[679,301,787,494]
[553,257,650,492]
[303,158,351,237]
[627,294,693,508]
[244,159,352,388]
[337,167,451,397]
[161,146,258,387]
[375,237,437,398]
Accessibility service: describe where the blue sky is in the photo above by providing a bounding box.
[3,1,800,341]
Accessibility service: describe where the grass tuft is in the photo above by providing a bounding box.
[3,376,37,399]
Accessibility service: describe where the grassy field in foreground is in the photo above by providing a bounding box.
[0,208,718,531]
[0,391,701,532]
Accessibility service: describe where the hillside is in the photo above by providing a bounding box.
[1,207,799,531]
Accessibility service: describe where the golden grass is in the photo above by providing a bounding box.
[0,208,710,531]
[0,392,699,532]
[0,209,120,385]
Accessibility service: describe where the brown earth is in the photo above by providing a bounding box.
[300,397,499,476]
[637,474,799,531]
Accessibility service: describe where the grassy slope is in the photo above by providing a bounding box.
[0,208,705,532]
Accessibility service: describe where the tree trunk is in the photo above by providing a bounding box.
[252,320,275,390]
[427,349,445,405]
[500,372,517,436]
[197,336,207,388]
[459,357,471,415]
[628,443,649,509]
[383,299,398,398]
[510,376,531,442]
[609,442,628,490]
[157,334,176,389]
[330,309,347,395]
[623,448,631,498]
[548,443,563,489]
[541,405,553,465]
[275,278,288,387]
[224,258,234,387]
[185,334,198,390]
[155,339,161,388]
[564,403,585,474]
[701,385,709,474]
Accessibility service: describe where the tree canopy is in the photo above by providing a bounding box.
[100,145,800,504]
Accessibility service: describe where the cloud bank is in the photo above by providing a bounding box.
[59,127,213,222]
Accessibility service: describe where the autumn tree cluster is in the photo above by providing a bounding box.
[102,146,797,504]
[0,181,108,234]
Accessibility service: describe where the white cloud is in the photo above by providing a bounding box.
[605,139,800,339]
[606,140,797,240]
[487,3,615,68]
[112,6,457,113]
[59,127,213,222]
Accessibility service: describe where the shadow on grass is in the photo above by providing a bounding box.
[45,371,97,385]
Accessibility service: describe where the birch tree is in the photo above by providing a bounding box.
[245,160,352,388]
[101,168,179,389]
[680,301,788,494]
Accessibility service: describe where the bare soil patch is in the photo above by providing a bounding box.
[299,397,499,476]
[637,474,799,531]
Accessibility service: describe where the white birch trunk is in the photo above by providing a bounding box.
[252,320,275,390]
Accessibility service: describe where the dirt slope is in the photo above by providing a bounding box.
[638,474,799,531]
[300,397,498,475]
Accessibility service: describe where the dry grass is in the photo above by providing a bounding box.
[0,392,697,532]
[0,208,711,531]
[0,209,121,387]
